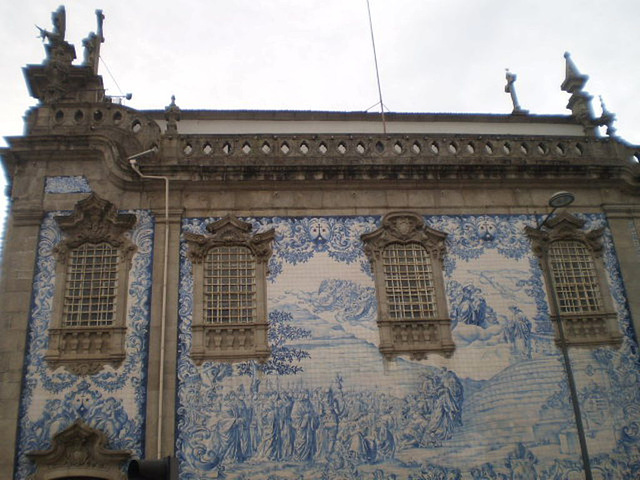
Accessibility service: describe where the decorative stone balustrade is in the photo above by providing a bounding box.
[379,319,455,361]
[45,326,127,375]
[191,323,270,364]
[560,313,622,347]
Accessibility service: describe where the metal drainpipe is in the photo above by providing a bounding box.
[129,154,169,458]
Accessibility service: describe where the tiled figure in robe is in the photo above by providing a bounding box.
[292,392,319,462]
[219,391,252,463]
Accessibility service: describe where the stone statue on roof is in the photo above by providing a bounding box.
[504,69,527,115]
[37,5,66,46]
[83,10,105,74]
[36,5,75,66]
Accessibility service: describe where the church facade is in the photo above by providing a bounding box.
[1,8,640,480]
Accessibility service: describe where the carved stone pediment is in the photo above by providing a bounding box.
[186,215,275,265]
[525,212,604,259]
[361,211,447,263]
[54,193,137,263]
[27,420,130,480]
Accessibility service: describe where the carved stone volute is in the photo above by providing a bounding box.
[27,420,131,480]
[361,211,447,264]
[525,212,604,259]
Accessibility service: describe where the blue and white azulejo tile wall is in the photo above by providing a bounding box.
[14,210,155,479]
[176,214,640,479]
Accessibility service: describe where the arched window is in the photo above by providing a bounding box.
[47,194,136,375]
[361,212,454,360]
[526,213,621,347]
[186,215,275,363]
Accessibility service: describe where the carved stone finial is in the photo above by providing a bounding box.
[596,96,617,137]
[560,52,596,134]
[504,69,528,115]
[165,95,181,134]
[82,10,105,74]
[27,7,109,104]
[561,52,589,94]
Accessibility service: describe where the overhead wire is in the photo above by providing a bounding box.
[99,55,126,98]
[366,0,387,134]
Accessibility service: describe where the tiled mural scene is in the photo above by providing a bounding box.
[172,214,640,479]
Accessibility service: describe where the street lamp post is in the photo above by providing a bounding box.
[535,191,593,480]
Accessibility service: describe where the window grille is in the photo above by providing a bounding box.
[204,245,257,324]
[383,243,437,319]
[63,242,119,327]
[549,240,603,314]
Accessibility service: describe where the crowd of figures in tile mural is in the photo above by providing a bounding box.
[12,183,640,479]
[177,214,640,479]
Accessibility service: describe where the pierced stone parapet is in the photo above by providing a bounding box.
[24,103,161,163]
[122,133,639,186]
[172,135,598,163]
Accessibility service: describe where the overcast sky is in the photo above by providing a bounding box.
[1,0,639,220]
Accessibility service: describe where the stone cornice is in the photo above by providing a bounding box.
[142,109,580,124]
[3,122,639,190]
[116,133,640,190]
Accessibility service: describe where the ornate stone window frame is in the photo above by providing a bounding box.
[526,212,622,347]
[185,215,275,364]
[46,193,137,375]
[361,212,454,360]
[27,420,131,480]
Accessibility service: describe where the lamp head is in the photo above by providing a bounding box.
[548,191,575,209]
